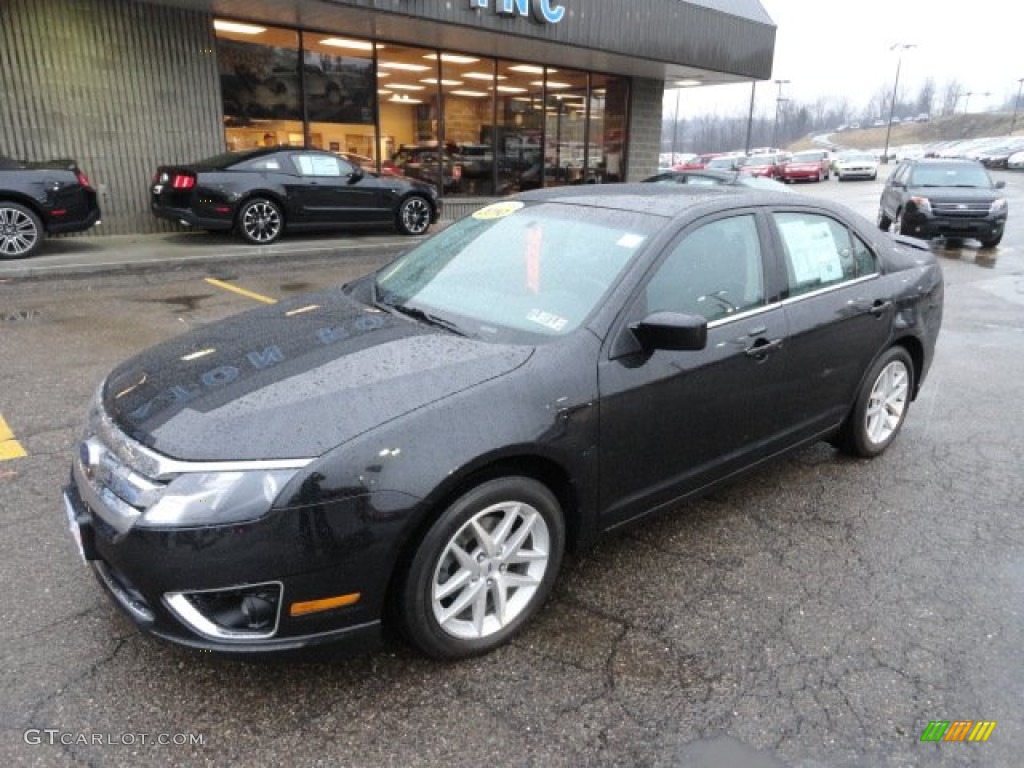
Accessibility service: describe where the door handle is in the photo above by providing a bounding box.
[869,300,893,317]
[744,337,783,358]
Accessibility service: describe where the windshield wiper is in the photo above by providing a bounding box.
[378,299,470,337]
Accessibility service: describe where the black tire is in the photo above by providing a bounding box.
[836,346,914,458]
[396,195,433,236]
[236,198,283,245]
[0,201,44,259]
[398,476,565,659]
[979,232,1003,248]
[893,211,906,236]
[877,208,892,231]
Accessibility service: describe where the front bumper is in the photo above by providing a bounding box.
[63,475,416,656]
[900,211,1006,241]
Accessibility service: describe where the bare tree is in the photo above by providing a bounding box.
[939,79,964,115]
[915,78,936,116]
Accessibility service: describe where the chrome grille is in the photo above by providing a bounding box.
[930,201,991,217]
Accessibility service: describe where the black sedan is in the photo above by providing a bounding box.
[65,186,943,659]
[1,155,101,258]
[150,148,440,244]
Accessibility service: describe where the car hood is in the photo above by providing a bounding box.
[102,292,532,461]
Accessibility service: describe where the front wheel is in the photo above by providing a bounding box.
[836,346,914,458]
[237,198,283,244]
[979,232,1003,248]
[396,195,433,235]
[0,202,44,259]
[398,476,565,659]
[877,208,892,231]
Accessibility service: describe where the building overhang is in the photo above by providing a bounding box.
[143,0,776,86]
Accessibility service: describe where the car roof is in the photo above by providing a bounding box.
[514,183,814,219]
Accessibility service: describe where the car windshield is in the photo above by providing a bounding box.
[374,201,662,342]
[843,153,875,162]
[738,156,773,166]
[791,152,822,162]
[910,164,991,187]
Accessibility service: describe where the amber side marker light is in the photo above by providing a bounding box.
[289,593,361,617]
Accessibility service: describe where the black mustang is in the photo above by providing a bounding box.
[150,147,440,244]
[1,155,101,258]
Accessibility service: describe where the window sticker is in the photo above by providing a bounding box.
[526,308,568,332]
[472,201,525,220]
[616,233,646,249]
[779,219,844,284]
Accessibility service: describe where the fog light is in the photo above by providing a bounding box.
[164,582,282,641]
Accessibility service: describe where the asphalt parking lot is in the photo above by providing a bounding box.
[1,174,1022,767]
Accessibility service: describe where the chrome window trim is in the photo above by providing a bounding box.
[779,273,880,306]
[163,581,284,642]
[705,301,777,329]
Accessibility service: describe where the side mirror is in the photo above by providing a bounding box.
[348,169,365,184]
[994,180,1006,189]
[630,311,708,352]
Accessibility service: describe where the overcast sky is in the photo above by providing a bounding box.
[666,0,1022,120]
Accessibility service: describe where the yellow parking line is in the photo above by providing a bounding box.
[0,414,27,461]
[204,277,278,304]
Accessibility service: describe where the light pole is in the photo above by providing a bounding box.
[1012,78,1024,134]
[772,78,790,149]
[672,87,681,164]
[744,80,756,154]
[882,43,915,164]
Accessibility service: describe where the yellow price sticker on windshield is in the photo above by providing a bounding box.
[472,201,525,220]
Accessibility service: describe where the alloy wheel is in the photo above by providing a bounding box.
[0,205,40,257]
[430,500,551,641]
[864,360,909,445]
[241,201,282,243]
[399,196,431,235]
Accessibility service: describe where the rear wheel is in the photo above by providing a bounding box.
[0,202,43,259]
[837,346,914,457]
[237,198,283,244]
[396,195,432,236]
[398,476,565,659]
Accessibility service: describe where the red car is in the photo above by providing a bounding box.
[779,150,831,182]
[736,153,788,178]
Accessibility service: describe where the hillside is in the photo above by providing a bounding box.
[787,112,1022,152]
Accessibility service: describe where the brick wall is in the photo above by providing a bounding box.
[626,78,665,182]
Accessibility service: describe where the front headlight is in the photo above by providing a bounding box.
[138,468,301,528]
[990,198,1007,215]
[908,196,932,215]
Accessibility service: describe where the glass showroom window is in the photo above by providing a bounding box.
[301,33,376,164]
[437,53,495,195]
[542,67,589,187]
[215,20,303,150]
[377,44,446,191]
[494,61,545,195]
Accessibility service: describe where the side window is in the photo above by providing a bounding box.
[645,214,765,323]
[293,154,344,177]
[850,231,879,278]
[774,212,866,297]
[238,156,284,171]
[892,163,910,185]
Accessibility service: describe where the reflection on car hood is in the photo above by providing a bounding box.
[103,292,532,461]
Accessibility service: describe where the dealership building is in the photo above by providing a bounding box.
[0,0,775,235]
